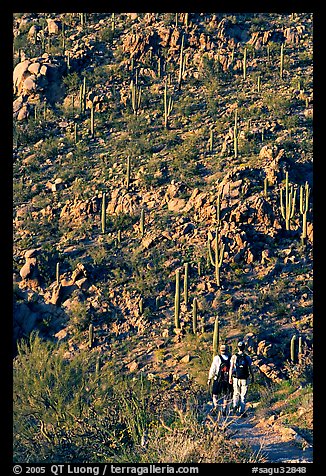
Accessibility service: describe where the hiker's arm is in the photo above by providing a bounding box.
[207,360,215,385]
[229,358,234,384]
[207,357,219,385]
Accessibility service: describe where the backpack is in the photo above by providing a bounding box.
[234,353,249,379]
[218,355,231,383]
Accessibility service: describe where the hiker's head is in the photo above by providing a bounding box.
[220,344,227,353]
[237,341,245,352]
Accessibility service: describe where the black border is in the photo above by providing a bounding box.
[5,3,322,473]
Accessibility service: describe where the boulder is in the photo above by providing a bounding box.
[13,60,31,94]
[167,198,186,212]
[47,19,61,35]
[20,254,39,281]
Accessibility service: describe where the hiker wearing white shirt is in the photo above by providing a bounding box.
[207,343,233,415]
[229,340,255,417]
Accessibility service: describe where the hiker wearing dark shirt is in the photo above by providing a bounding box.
[229,340,254,416]
[207,344,233,415]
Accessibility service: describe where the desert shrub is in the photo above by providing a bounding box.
[13,332,131,463]
[67,296,92,332]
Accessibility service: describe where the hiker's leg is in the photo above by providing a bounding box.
[212,394,219,407]
[212,380,219,408]
[232,378,240,411]
[225,384,233,414]
[239,379,248,413]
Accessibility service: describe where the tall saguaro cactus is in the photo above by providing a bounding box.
[184,262,189,307]
[126,156,131,190]
[74,122,78,143]
[280,171,297,230]
[174,269,181,329]
[208,228,225,287]
[243,46,247,80]
[299,181,310,245]
[101,192,106,234]
[130,79,142,115]
[209,125,214,152]
[178,34,185,91]
[264,177,268,197]
[89,323,94,349]
[290,334,296,363]
[163,82,173,129]
[233,109,238,159]
[280,43,284,79]
[82,76,87,113]
[213,316,219,357]
[192,297,198,334]
[56,262,60,286]
[111,13,115,33]
[90,103,95,138]
[298,336,303,364]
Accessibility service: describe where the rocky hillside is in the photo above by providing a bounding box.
[13,12,313,463]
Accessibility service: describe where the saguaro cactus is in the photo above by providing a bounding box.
[197,259,202,277]
[74,122,78,143]
[178,34,185,91]
[280,171,297,230]
[157,56,162,78]
[130,79,142,115]
[174,269,181,329]
[264,177,268,197]
[95,355,101,376]
[209,125,214,152]
[163,82,173,129]
[126,156,131,190]
[184,262,189,307]
[111,13,115,33]
[299,181,310,245]
[139,297,143,315]
[233,109,238,159]
[290,334,296,363]
[243,46,247,80]
[89,323,94,349]
[43,98,47,120]
[82,76,87,113]
[213,316,219,357]
[101,192,106,234]
[192,297,198,334]
[208,228,225,287]
[90,103,95,138]
[298,336,303,364]
[280,43,284,79]
[56,262,60,285]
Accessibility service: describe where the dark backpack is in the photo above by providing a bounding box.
[218,355,231,383]
[234,353,249,379]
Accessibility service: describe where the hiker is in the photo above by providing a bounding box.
[229,340,255,416]
[207,343,233,416]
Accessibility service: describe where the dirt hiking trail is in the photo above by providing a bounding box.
[204,404,313,463]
